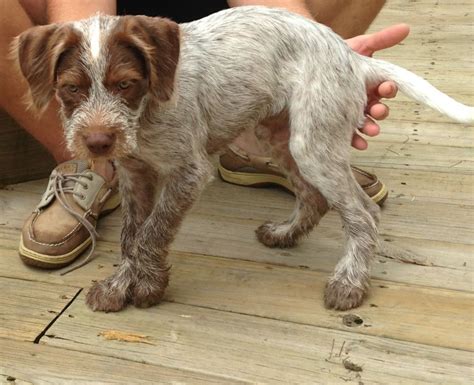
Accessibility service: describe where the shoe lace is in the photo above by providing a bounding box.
[46,171,109,276]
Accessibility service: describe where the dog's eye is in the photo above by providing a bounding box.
[67,84,79,93]
[118,80,133,90]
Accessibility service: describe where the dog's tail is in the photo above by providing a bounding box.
[360,56,474,124]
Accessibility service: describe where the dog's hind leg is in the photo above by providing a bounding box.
[288,92,380,310]
[254,123,329,248]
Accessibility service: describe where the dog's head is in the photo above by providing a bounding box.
[13,15,180,159]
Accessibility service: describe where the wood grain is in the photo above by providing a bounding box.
[42,297,473,384]
[0,338,238,384]
[0,277,79,342]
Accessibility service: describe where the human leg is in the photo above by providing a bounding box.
[0,0,69,162]
[305,0,386,39]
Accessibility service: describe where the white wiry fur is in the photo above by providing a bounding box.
[15,6,473,312]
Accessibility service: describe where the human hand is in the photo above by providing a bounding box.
[346,24,410,150]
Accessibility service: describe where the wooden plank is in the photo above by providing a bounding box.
[161,254,472,352]
[375,47,473,66]
[371,1,474,33]
[174,219,474,292]
[358,166,474,205]
[186,182,474,237]
[1,220,472,297]
[0,277,79,342]
[373,1,474,26]
[0,234,472,351]
[368,100,473,124]
[373,120,474,149]
[167,253,472,351]
[0,339,236,384]
[1,177,472,293]
[41,296,473,384]
[351,140,473,173]
[3,178,473,247]
[7,162,474,204]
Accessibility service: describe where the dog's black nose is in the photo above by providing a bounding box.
[85,133,116,155]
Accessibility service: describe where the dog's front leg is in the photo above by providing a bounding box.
[128,159,212,309]
[86,157,211,312]
[86,157,159,312]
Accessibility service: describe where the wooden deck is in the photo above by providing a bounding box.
[0,1,472,383]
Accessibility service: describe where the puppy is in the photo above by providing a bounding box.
[13,7,473,312]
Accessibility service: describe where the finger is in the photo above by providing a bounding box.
[377,81,398,99]
[346,35,366,53]
[364,24,410,54]
[360,117,381,136]
[352,132,368,150]
[368,103,390,120]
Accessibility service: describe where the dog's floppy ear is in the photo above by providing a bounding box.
[115,16,180,102]
[12,24,79,114]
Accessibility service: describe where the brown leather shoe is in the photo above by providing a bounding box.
[218,144,388,205]
[19,160,120,269]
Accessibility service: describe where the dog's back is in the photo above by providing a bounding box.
[178,7,473,129]
[172,7,368,144]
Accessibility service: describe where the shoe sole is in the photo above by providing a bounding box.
[18,192,121,269]
[218,164,388,206]
[218,164,294,192]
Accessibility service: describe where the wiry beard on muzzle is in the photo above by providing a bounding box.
[61,91,144,159]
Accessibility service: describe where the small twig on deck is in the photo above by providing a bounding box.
[328,338,335,360]
[98,330,154,345]
[449,160,463,168]
[338,341,346,357]
[385,147,401,156]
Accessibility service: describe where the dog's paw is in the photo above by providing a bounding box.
[255,221,298,248]
[324,279,368,311]
[86,277,130,312]
[131,272,169,309]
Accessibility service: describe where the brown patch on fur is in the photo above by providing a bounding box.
[13,24,81,113]
[119,157,159,239]
[108,16,180,103]
[56,47,92,118]
[259,109,329,217]
[104,43,149,110]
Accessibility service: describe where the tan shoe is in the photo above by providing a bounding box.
[218,144,388,205]
[19,160,120,270]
